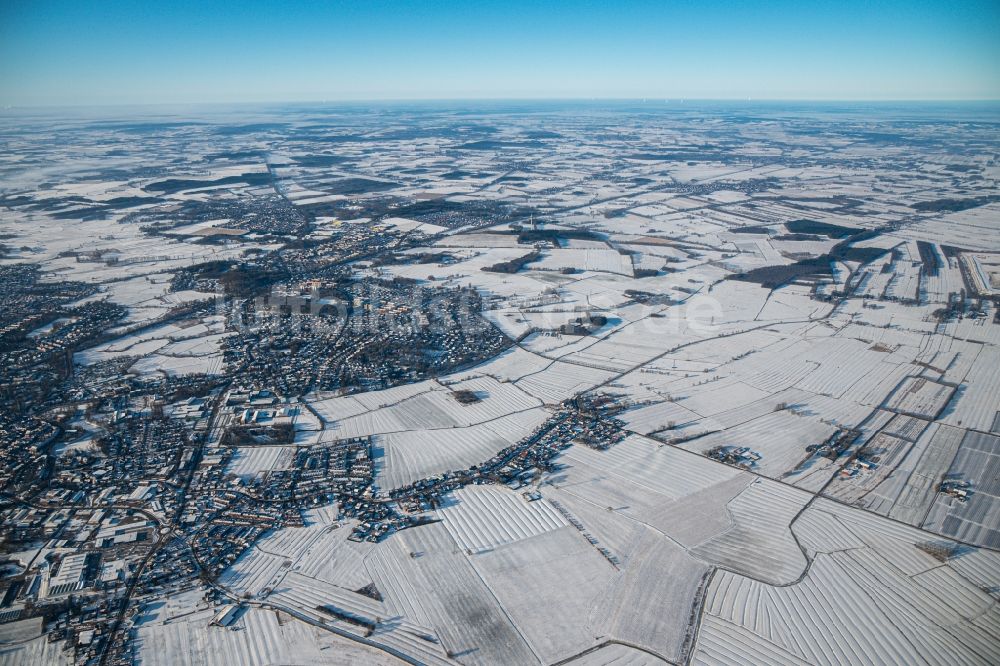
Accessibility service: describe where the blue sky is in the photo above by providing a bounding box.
[1,0,998,106]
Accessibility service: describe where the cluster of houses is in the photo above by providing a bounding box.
[224,277,508,397]
[708,445,762,469]
[388,400,630,529]
[0,503,164,662]
[939,480,971,502]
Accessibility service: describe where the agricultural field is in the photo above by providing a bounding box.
[694,499,1000,666]
[1,102,998,665]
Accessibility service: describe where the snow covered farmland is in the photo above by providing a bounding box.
[3,103,999,666]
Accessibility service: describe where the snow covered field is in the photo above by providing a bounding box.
[4,103,999,666]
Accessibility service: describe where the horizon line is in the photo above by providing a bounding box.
[3,96,1000,113]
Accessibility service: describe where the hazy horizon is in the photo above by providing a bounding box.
[5,97,1000,109]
